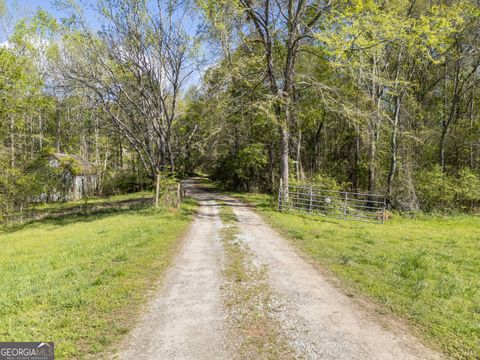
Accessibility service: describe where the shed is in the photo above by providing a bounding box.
[48,153,98,201]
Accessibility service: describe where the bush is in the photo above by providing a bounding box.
[0,167,36,221]
[298,173,342,191]
[213,143,269,192]
[102,171,151,196]
[455,168,480,211]
[416,166,455,212]
[416,166,480,212]
[155,174,181,208]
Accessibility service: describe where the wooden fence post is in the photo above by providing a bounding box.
[309,186,313,213]
[155,173,161,208]
[382,197,386,224]
[343,192,348,218]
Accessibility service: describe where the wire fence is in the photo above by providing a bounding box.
[278,184,387,224]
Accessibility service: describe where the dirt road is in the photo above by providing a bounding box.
[117,181,440,359]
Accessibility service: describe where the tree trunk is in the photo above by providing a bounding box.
[314,121,323,173]
[368,94,382,195]
[295,129,305,181]
[387,94,402,197]
[387,50,404,199]
[352,126,361,192]
[280,124,289,190]
[439,125,448,172]
[268,147,275,191]
[470,85,475,169]
[167,141,175,173]
[368,130,377,194]
[440,53,461,172]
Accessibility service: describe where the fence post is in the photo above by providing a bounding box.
[382,197,386,224]
[343,192,348,218]
[309,186,313,213]
[155,173,161,208]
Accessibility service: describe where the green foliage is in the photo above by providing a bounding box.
[10,9,60,51]
[102,171,151,196]
[235,144,268,183]
[455,168,480,209]
[155,173,182,208]
[296,173,343,191]
[0,166,36,220]
[213,144,269,191]
[0,0,479,220]
[27,155,73,201]
[416,166,456,212]
[194,0,480,215]
[416,166,480,212]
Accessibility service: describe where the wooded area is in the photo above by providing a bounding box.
[0,0,479,218]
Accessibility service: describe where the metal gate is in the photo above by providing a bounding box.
[278,184,387,224]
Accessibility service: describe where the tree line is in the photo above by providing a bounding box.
[0,0,479,217]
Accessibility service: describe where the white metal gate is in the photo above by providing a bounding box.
[278,184,387,224]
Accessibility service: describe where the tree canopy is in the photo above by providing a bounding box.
[0,0,479,217]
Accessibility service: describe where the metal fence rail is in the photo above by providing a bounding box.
[278,185,387,224]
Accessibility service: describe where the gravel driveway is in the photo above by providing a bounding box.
[117,181,440,360]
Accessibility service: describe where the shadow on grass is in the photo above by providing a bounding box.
[1,199,155,234]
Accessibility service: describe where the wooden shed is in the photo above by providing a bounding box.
[48,153,98,201]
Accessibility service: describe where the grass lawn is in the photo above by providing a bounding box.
[4,191,156,226]
[26,191,154,214]
[0,194,196,359]
[233,192,480,359]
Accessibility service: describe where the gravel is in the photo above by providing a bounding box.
[116,182,441,360]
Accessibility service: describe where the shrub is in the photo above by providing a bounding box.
[416,166,480,212]
[102,171,151,196]
[416,166,456,212]
[213,143,269,192]
[455,168,480,211]
[301,173,342,191]
[0,167,36,221]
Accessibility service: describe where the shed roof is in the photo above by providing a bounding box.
[50,153,96,175]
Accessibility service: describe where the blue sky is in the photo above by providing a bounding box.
[3,0,208,87]
[6,0,100,28]
[5,0,201,34]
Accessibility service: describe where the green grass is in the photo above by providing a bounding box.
[27,191,154,213]
[232,192,480,359]
[0,198,196,359]
[4,191,156,226]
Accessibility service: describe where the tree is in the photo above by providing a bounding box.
[199,0,335,190]
[58,0,198,178]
